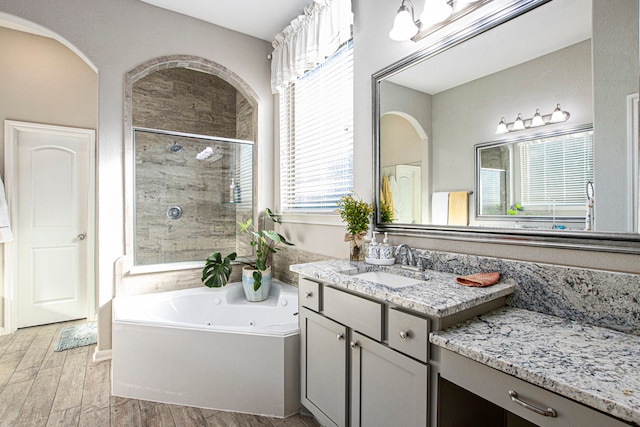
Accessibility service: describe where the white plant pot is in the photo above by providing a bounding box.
[241,266,272,302]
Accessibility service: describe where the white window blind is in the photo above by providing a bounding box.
[280,40,353,212]
[520,131,594,206]
[480,168,506,215]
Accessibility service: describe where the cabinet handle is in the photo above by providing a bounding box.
[399,330,410,340]
[305,291,312,298]
[508,390,557,418]
[336,333,344,341]
[350,341,359,349]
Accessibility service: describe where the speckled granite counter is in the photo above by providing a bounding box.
[289,260,515,317]
[431,307,640,425]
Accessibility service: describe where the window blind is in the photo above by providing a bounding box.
[520,131,594,206]
[480,168,506,215]
[280,41,354,212]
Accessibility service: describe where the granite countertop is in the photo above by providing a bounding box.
[290,260,515,317]
[430,307,640,425]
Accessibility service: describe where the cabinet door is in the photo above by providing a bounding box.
[300,307,348,427]
[350,331,428,427]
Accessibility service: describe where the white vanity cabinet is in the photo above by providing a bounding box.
[299,278,429,427]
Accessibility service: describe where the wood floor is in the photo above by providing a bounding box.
[0,320,320,427]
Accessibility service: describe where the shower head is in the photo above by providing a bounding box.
[170,141,183,153]
[196,146,223,163]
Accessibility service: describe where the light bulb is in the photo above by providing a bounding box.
[419,0,453,28]
[549,104,567,123]
[530,109,545,127]
[512,113,525,131]
[389,3,419,41]
[496,117,508,134]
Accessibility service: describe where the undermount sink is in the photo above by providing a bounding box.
[353,271,423,289]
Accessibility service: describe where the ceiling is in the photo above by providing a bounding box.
[138,0,310,42]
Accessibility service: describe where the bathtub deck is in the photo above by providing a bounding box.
[0,320,319,427]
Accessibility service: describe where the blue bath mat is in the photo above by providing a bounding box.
[54,322,97,352]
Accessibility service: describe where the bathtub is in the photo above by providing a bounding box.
[111,280,300,417]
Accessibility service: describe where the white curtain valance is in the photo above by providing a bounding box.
[270,0,352,94]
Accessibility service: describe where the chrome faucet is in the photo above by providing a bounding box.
[395,244,416,267]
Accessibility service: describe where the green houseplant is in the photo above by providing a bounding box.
[336,193,373,261]
[201,209,293,301]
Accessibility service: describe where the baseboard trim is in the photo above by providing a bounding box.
[93,348,112,363]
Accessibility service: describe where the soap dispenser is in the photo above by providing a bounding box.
[381,232,393,260]
[367,232,379,260]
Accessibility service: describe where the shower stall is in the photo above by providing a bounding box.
[133,127,253,266]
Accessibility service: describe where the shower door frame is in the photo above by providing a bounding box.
[129,126,255,274]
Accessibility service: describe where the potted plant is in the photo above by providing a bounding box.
[336,193,373,261]
[201,209,293,302]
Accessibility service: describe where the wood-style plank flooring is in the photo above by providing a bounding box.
[0,320,320,427]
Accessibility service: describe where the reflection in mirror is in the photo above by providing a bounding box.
[133,128,253,266]
[375,0,639,238]
[476,125,593,229]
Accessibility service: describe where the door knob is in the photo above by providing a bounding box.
[77,233,86,241]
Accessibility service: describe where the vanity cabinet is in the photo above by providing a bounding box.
[350,331,428,427]
[300,307,348,427]
[299,278,429,427]
[439,348,632,427]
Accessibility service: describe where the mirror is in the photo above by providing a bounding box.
[475,124,593,228]
[374,0,640,251]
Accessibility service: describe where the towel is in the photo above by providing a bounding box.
[448,191,469,226]
[456,272,500,287]
[381,175,395,219]
[432,192,449,225]
[0,176,13,242]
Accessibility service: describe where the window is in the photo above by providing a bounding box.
[280,40,354,212]
[520,130,594,211]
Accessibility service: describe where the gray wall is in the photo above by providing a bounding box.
[431,40,593,194]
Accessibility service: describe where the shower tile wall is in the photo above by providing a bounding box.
[133,68,255,265]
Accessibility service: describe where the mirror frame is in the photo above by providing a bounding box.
[372,0,640,254]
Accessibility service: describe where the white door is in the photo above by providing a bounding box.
[6,121,94,328]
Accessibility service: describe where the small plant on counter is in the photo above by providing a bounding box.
[336,193,373,260]
[507,203,524,216]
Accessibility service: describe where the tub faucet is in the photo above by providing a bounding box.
[395,244,416,267]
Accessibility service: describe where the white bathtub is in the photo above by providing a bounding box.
[111,280,300,417]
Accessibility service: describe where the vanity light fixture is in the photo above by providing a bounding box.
[389,0,484,42]
[495,104,570,134]
[389,0,419,41]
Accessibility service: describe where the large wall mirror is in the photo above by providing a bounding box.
[373,0,640,253]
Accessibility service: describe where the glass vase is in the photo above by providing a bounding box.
[349,238,364,261]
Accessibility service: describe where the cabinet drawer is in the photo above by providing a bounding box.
[323,286,383,341]
[299,278,321,312]
[440,349,630,427]
[388,308,430,363]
